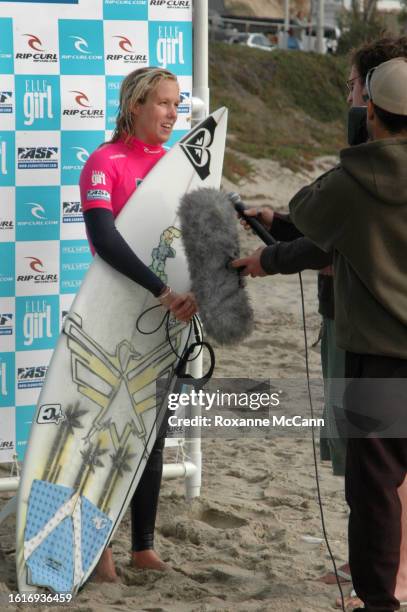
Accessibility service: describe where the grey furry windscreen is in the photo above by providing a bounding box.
[179,188,254,345]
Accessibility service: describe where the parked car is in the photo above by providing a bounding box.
[228,32,276,52]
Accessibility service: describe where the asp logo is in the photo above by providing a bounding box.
[18,146,58,169]
[180,115,216,180]
[62,200,83,223]
[178,91,191,115]
[0,91,12,114]
[0,313,13,336]
[17,365,48,389]
[16,33,57,64]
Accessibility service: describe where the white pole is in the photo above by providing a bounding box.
[284,0,290,49]
[163,461,197,480]
[184,350,203,500]
[316,0,325,54]
[192,0,209,117]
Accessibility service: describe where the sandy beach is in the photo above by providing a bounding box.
[0,153,352,612]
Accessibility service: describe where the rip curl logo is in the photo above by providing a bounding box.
[114,36,133,52]
[28,202,46,220]
[180,116,216,181]
[26,256,45,273]
[70,36,91,54]
[24,34,43,52]
[72,146,89,164]
[71,90,90,107]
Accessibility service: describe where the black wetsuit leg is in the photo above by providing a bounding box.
[130,434,166,551]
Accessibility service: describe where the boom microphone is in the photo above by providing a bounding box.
[228,192,276,246]
[179,188,254,345]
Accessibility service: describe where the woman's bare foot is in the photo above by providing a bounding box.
[131,549,168,571]
[91,548,120,583]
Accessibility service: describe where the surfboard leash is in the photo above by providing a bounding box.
[231,193,346,612]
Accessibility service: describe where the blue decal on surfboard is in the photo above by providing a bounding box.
[24,480,111,592]
[80,496,112,572]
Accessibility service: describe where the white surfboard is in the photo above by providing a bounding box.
[16,108,228,595]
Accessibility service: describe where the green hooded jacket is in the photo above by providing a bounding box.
[289,137,407,358]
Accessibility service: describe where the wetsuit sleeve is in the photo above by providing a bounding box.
[271,212,304,241]
[83,208,165,297]
[260,237,333,274]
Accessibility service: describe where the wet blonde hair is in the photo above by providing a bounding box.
[111,67,178,143]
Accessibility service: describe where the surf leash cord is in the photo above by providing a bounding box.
[230,193,346,612]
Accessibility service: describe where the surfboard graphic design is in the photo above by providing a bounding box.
[16,108,228,595]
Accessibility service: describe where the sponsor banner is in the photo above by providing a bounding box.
[16,131,60,186]
[148,0,192,22]
[0,297,15,352]
[59,19,105,75]
[103,20,149,76]
[0,75,15,130]
[59,292,75,330]
[61,75,105,131]
[175,76,192,131]
[60,239,91,294]
[1,0,79,2]
[15,404,36,462]
[0,406,16,463]
[149,21,192,75]
[16,349,52,406]
[13,19,59,75]
[0,131,15,187]
[15,295,59,351]
[15,75,60,131]
[0,242,15,298]
[15,241,59,296]
[105,76,122,131]
[103,0,148,20]
[16,186,60,242]
[60,185,87,240]
[0,188,16,242]
[0,352,15,409]
[165,128,188,149]
[0,18,14,75]
[61,130,104,185]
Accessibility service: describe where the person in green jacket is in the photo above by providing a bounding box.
[289,58,407,612]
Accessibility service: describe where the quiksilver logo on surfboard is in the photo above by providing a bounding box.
[180,116,216,180]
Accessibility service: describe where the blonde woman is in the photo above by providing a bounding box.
[79,67,197,580]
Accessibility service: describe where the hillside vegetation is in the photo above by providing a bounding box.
[209,44,349,180]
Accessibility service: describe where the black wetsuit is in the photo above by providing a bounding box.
[85,208,166,552]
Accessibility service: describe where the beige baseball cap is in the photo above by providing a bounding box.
[367,57,407,115]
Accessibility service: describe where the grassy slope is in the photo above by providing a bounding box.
[209,43,349,180]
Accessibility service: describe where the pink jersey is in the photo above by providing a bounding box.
[80,136,166,219]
